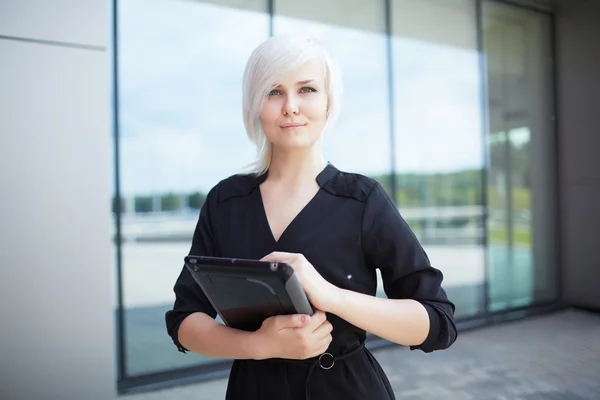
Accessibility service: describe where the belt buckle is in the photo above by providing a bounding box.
[318,352,335,370]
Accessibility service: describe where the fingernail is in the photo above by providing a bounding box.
[300,315,307,323]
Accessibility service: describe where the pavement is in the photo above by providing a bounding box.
[119,308,600,400]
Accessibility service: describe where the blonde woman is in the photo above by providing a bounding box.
[166,34,457,400]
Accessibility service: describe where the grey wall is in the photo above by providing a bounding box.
[556,0,600,310]
[0,1,115,399]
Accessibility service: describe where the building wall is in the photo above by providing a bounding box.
[556,0,600,310]
[0,1,115,399]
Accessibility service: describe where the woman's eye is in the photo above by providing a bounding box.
[268,89,282,96]
[299,87,316,93]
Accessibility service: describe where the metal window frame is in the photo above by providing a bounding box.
[110,0,127,385]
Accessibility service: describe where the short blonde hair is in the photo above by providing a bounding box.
[241,34,342,175]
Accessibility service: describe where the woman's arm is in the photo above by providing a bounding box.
[327,290,430,347]
[356,181,457,352]
[177,312,262,359]
[260,252,434,348]
[177,310,331,360]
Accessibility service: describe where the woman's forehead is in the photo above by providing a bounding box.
[275,60,326,85]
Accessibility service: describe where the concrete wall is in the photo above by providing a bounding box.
[0,1,115,399]
[556,0,600,310]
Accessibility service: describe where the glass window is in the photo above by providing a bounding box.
[482,1,558,311]
[391,0,485,318]
[115,0,268,376]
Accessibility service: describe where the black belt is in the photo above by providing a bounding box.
[271,343,365,400]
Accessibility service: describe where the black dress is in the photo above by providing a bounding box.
[165,163,457,400]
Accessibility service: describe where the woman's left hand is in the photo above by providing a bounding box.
[260,252,341,313]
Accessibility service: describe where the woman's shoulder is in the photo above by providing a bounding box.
[323,165,381,203]
[207,171,263,204]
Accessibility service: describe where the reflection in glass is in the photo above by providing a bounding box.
[391,0,485,318]
[482,1,558,311]
[116,0,268,376]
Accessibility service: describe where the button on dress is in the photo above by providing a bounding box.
[166,163,457,400]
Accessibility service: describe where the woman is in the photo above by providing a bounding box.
[166,34,457,400]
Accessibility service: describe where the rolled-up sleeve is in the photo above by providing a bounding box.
[165,188,218,353]
[361,182,457,353]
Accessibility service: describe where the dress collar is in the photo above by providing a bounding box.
[255,162,338,188]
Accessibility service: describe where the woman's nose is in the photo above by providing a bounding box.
[282,94,299,115]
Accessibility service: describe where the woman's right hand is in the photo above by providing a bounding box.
[252,310,333,360]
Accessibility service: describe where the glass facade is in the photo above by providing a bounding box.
[391,0,485,319]
[113,0,559,386]
[481,2,558,311]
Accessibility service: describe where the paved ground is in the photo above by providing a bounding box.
[120,308,600,399]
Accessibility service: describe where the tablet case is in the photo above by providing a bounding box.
[184,255,315,332]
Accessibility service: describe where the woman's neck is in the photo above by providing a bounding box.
[267,147,327,184]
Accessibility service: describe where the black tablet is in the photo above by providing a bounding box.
[184,255,315,332]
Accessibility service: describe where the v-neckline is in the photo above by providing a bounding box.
[255,163,336,245]
[257,185,321,244]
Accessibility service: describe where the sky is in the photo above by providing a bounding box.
[115,0,485,196]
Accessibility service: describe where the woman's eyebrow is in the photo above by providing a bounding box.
[273,79,318,89]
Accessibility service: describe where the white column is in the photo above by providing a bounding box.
[0,1,115,399]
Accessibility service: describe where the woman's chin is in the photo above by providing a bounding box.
[270,133,321,150]
[273,138,319,152]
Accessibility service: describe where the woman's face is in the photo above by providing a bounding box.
[259,59,329,152]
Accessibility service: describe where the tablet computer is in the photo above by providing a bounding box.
[184,255,315,332]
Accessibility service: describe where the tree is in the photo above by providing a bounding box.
[188,192,206,210]
[161,194,181,212]
[134,196,153,213]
